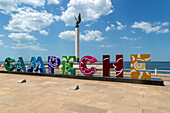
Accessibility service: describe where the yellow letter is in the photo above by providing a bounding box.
[131,54,151,80]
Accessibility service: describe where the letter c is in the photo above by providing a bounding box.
[79,56,98,76]
[5,57,15,71]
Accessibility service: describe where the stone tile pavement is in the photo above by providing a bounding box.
[0,73,170,113]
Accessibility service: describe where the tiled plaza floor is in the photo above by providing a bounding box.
[0,73,170,113]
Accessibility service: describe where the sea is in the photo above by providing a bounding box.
[1,61,170,74]
[122,61,170,74]
[95,61,170,74]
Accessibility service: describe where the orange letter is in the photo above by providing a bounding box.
[131,54,151,80]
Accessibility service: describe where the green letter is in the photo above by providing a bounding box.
[62,56,76,75]
[5,57,15,71]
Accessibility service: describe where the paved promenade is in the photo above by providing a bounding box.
[0,73,170,113]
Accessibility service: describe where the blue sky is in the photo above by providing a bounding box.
[0,0,170,61]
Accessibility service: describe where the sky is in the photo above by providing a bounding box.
[0,0,170,61]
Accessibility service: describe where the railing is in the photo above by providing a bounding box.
[123,69,170,76]
[74,68,170,75]
[1,64,170,75]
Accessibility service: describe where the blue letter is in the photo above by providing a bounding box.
[48,56,61,74]
[27,57,46,73]
[15,57,26,72]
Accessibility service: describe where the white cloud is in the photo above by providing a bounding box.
[116,21,126,30]
[58,30,105,41]
[8,33,37,42]
[120,36,140,41]
[11,42,47,51]
[81,30,105,41]
[19,0,46,7]
[97,44,118,48]
[105,26,110,32]
[85,23,91,27]
[4,7,54,33]
[0,0,46,13]
[7,32,47,51]
[161,22,169,26]
[131,21,169,34]
[4,45,8,48]
[60,6,65,11]
[40,30,49,35]
[0,40,4,45]
[53,15,60,21]
[105,21,126,32]
[47,0,60,5]
[0,0,18,13]
[105,24,115,32]
[157,29,169,34]
[153,21,161,25]
[85,20,97,27]
[58,30,75,41]
[131,30,136,33]
[0,34,4,37]
[60,0,114,26]
[131,46,142,49]
[131,21,159,33]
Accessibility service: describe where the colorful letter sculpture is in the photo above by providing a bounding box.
[27,57,46,73]
[4,57,15,71]
[79,56,98,76]
[48,56,61,73]
[131,54,151,80]
[15,57,26,72]
[103,55,123,77]
[62,56,76,75]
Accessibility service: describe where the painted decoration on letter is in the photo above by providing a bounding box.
[15,57,26,72]
[103,55,123,77]
[27,57,36,72]
[79,56,98,76]
[48,56,60,73]
[62,56,76,75]
[27,57,46,73]
[131,54,151,80]
[5,57,15,71]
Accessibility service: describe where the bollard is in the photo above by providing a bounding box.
[155,68,157,76]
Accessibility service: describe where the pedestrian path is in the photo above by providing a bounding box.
[0,73,170,113]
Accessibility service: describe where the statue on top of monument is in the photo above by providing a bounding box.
[74,13,81,27]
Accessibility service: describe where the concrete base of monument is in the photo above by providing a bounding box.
[0,71,164,86]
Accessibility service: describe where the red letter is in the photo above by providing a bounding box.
[103,55,123,77]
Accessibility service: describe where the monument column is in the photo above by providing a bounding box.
[75,26,79,62]
[74,13,81,62]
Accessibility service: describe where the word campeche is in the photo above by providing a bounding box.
[4,54,151,80]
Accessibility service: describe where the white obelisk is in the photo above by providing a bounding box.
[75,26,79,62]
